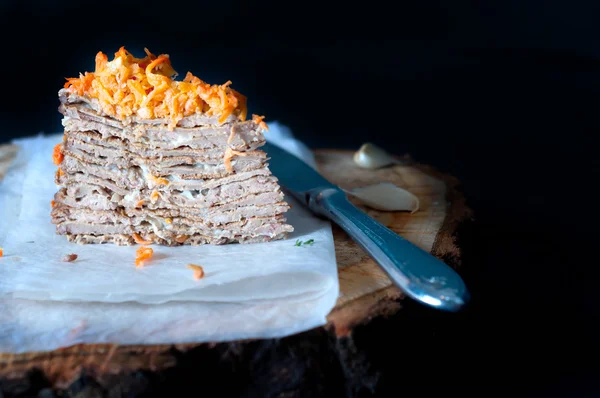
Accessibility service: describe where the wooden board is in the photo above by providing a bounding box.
[0,144,472,395]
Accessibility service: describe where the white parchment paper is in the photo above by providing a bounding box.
[0,122,339,353]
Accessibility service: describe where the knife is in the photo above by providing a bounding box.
[263,142,470,312]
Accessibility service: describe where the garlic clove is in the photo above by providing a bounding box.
[353,143,401,169]
[347,182,420,213]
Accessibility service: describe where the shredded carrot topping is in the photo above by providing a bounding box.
[135,200,145,208]
[223,147,252,172]
[187,264,205,280]
[227,128,236,144]
[148,174,169,186]
[252,114,269,131]
[150,190,160,203]
[0,247,3,257]
[135,246,154,267]
[53,144,64,165]
[51,200,56,208]
[63,46,250,130]
[132,233,153,245]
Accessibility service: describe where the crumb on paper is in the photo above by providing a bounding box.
[187,264,205,280]
[0,247,3,257]
[70,320,86,336]
[135,246,154,268]
[61,320,87,348]
[62,253,78,262]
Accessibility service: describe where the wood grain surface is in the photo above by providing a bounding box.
[0,143,471,392]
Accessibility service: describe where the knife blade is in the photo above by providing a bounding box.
[263,142,470,312]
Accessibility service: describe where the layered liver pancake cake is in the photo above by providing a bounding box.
[51,47,293,246]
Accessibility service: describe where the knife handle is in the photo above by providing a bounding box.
[308,188,470,311]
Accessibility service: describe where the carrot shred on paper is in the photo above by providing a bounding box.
[135,246,154,267]
[62,253,78,262]
[187,264,205,280]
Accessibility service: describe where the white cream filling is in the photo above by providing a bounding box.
[138,164,150,176]
[191,163,214,170]
[166,174,209,184]
[180,190,194,200]
[171,135,196,147]
[123,191,140,204]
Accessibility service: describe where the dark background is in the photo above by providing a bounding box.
[1,0,600,395]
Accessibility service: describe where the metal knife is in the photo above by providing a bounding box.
[263,142,470,312]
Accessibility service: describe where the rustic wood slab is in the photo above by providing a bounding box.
[0,143,472,396]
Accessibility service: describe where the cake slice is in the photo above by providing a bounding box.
[51,47,294,246]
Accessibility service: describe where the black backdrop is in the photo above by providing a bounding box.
[1,0,599,395]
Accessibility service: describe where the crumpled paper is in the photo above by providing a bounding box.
[0,122,339,354]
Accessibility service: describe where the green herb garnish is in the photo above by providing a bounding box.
[295,239,315,247]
